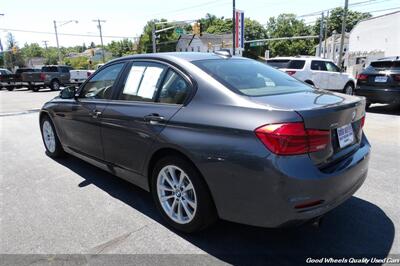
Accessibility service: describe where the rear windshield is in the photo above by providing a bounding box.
[16,68,34,74]
[42,66,58,72]
[192,59,312,96]
[370,61,400,70]
[266,59,305,69]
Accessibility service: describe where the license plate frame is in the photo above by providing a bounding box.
[374,76,388,83]
[337,124,354,149]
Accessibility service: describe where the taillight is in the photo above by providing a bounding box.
[357,74,368,81]
[393,74,400,82]
[255,122,330,155]
[40,73,46,81]
[285,70,296,76]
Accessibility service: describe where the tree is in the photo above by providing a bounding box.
[107,39,135,57]
[4,33,25,69]
[90,42,96,48]
[21,43,44,59]
[138,19,179,53]
[313,8,371,36]
[266,14,316,57]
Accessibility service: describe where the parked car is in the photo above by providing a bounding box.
[69,69,95,86]
[266,56,356,94]
[0,68,13,90]
[355,57,400,108]
[21,65,73,92]
[39,52,370,233]
[0,68,40,91]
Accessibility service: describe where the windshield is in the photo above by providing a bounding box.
[192,59,312,96]
[266,59,305,69]
[370,61,400,70]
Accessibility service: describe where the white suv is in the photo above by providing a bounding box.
[266,57,356,94]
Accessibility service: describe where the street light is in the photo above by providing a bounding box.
[92,19,106,63]
[53,20,78,64]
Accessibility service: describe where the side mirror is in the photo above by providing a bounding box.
[59,86,77,99]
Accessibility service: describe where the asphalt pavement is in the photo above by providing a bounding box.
[0,88,399,265]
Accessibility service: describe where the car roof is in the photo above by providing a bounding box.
[109,52,248,64]
[267,56,333,62]
[373,56,400,62]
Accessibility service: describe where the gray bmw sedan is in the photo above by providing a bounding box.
[39,52,370,233]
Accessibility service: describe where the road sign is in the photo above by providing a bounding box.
[249,41,264,47]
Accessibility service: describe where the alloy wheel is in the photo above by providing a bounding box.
[42,120,56,153]
[156,165,197,224]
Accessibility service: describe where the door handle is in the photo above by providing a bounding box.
[144,113,165,123]
[89,110,102,118]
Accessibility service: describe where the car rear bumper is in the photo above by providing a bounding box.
[204,134,370,228]
[356,86,400,104]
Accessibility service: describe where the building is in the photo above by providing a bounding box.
[315,32,349,64]
[176,33,243,56]
[346,11,400,76]
[65,48,112,62]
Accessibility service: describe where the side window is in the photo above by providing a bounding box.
[158,69,190,104]
[80,63,124,99]
[325,62,340,72]
[60,67,70,73]
[119,62,166,102]
[311,60,327,71]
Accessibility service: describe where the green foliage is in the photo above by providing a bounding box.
[64,56,91,69]
[138,19,179,53]
[3,33,25,69]
[107,39,135,57]
[313,8,372,36]
[266,14,316,57]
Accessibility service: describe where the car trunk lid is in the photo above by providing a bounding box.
[250,90,366,166]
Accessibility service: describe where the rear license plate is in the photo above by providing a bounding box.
[337,124,354,148]
[374,76,387,83]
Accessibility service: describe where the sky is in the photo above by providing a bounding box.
[0,0,398,49]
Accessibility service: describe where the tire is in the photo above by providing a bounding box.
[32,87,39,92]
[50,80,61,91]
[40,115,65,158]
[343,83,354,95]
[6,87,14,91]
[366,102,371,110]
[151,156,217,233]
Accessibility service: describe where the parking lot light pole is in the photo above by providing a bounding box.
[53,20,78,64]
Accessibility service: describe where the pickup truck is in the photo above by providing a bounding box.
[69,69,94,86]
[21,65,73,92]
[0,68,40,91]
[69,64,105,85]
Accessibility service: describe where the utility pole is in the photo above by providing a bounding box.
[42,40,49,64]
[53,20,78,64]
[232,0,236,55]
[152,22,156,53]
[323,10,329,58]
[53,20,61,64]
[42,40,48,50]
[318,12,324,57]
[93,19,106,63]
[338,0,349,70]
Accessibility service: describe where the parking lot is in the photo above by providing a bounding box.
[0,88,399,265]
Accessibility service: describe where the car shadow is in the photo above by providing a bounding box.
[54,156,395,265]
[366,103,400,116]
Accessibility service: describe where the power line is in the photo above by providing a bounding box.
[148,0,229,17]
[298,0,393,18]
[0,27,138,39]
